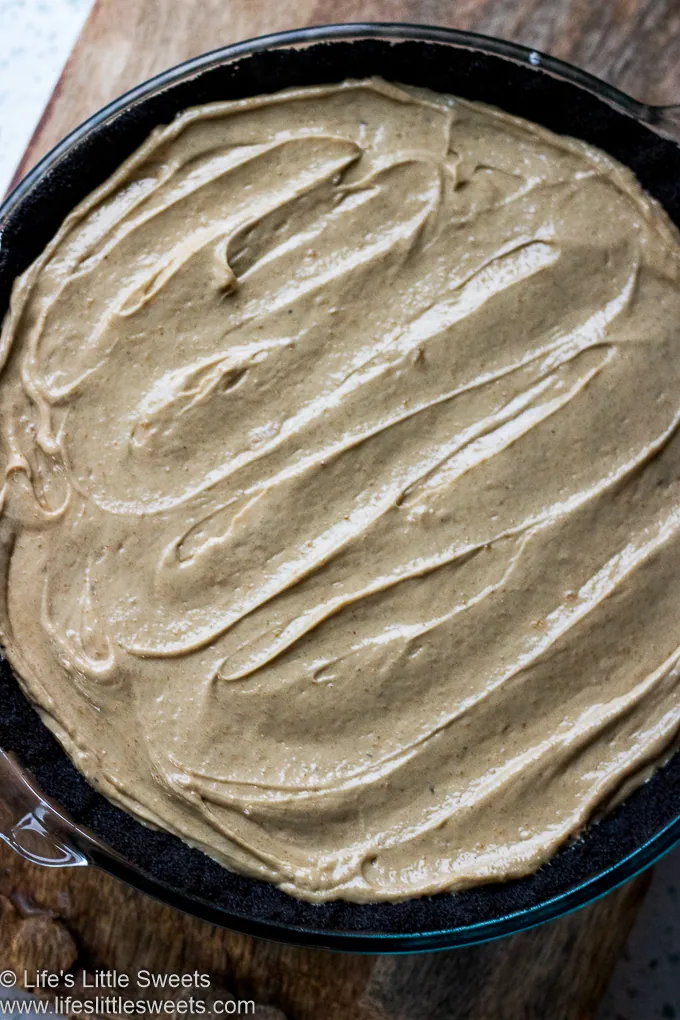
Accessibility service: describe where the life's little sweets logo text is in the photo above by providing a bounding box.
[0,970,255,1015]
[23,970,212,991]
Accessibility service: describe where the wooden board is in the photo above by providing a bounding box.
[0,842,653,1020]
[3,1,680,1017]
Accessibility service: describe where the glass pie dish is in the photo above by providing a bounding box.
[1,22,680,952]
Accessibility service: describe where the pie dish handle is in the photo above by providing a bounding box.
[0,749,89,867]
[645,104,680,142]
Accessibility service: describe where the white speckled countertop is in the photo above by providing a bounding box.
[0,2,678,1016]
[0,0,92,192]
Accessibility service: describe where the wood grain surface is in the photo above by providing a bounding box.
[3,1,679,1017]
[0,841,652,1020]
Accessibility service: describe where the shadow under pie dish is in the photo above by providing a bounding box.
[1,23,680,951]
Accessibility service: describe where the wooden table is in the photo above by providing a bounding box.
[2,2,679,1017]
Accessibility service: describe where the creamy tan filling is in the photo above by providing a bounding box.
[1,78,680,902]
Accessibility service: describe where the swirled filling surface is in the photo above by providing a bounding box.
[2,79,680,902]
